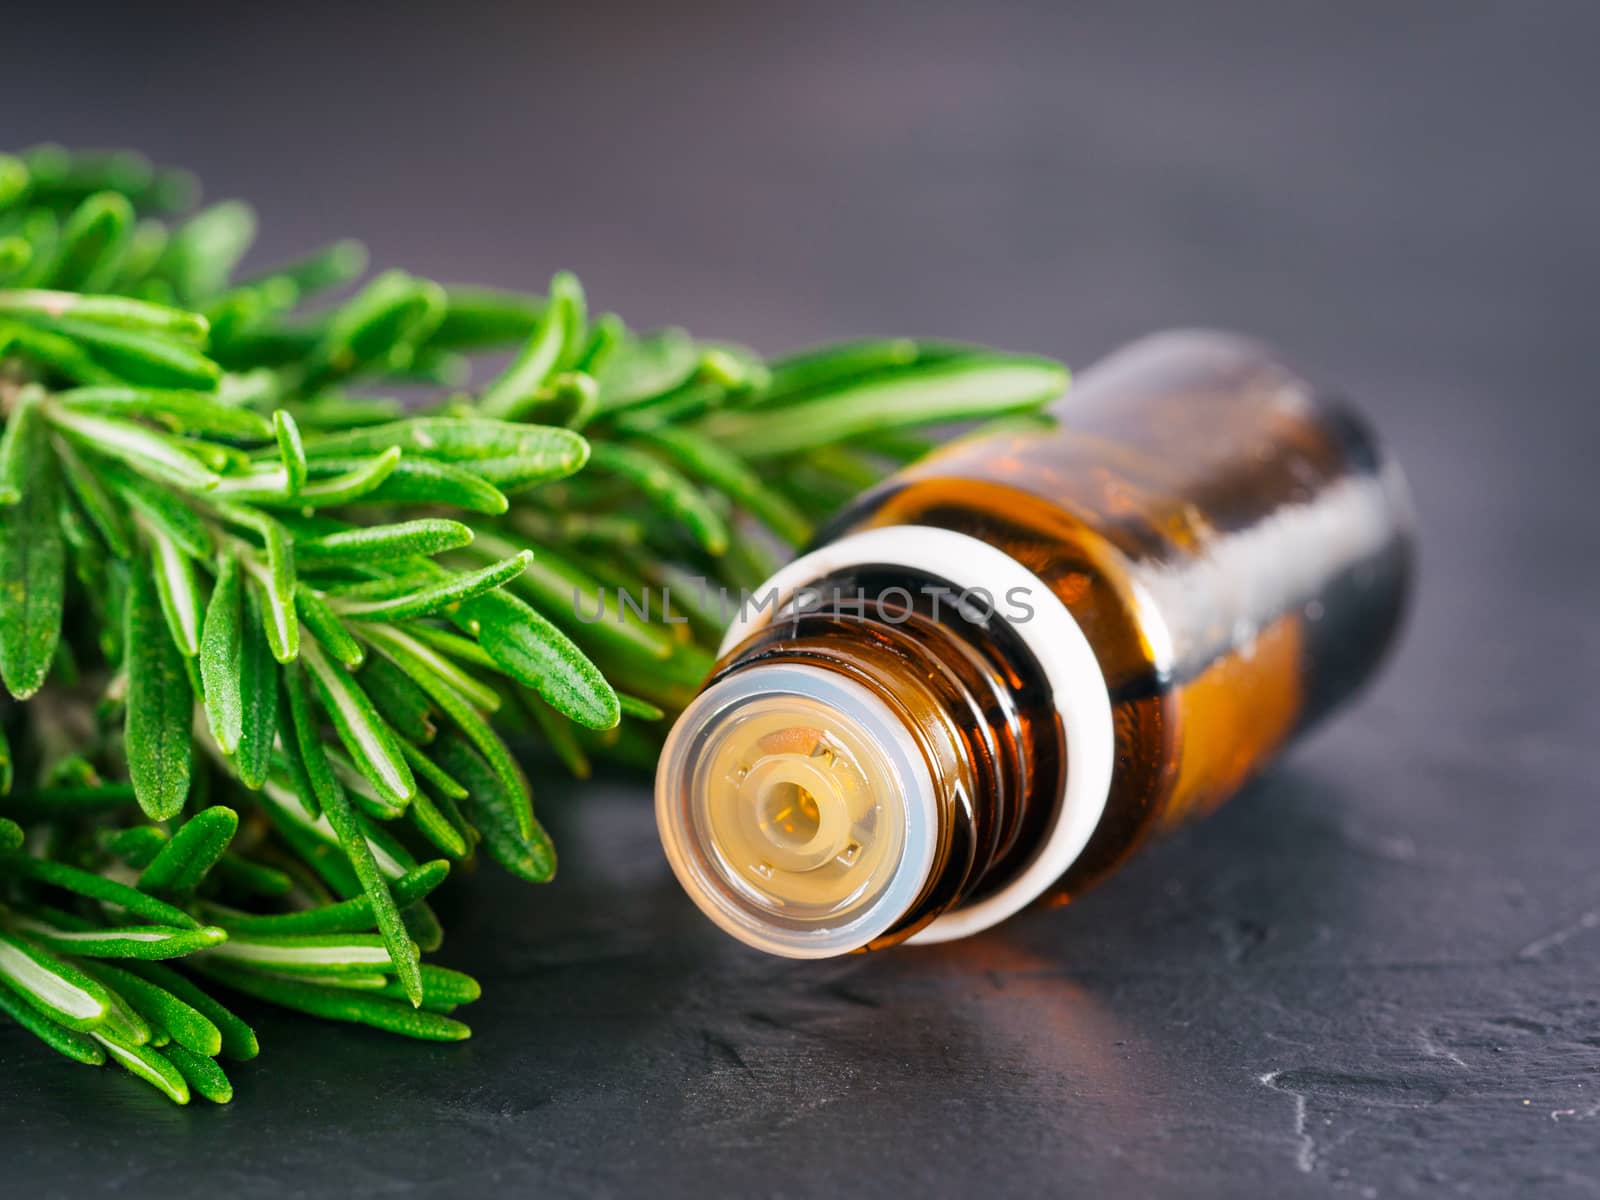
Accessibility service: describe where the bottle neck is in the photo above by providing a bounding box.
[655,566,1066,956]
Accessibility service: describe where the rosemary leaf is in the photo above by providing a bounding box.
[284,661,422,1005]
[295,518,473,564]
[0,854,199,926]
[83,962,223,1057]
[136,805,239,899]
[233,582,278,789]
[164,1044,233,1103]
[93,1032,190,1103]
[478,271,584,418]
[295,584,364,667]
[435,735,554,883]
[200,553,245,752]
[586,441,728,556]
[147,525,201,657]
[0,981,106,1064]
[0,287,204,339]
[0,407,64,698]
[694,355,1069,457]
[0,384,43,504]
[205,860,449,937]
[361,625,534,839]
[197,961,468,1041]
[457,575,623,731]
[333,551,532,622]
[56,385,271,438]
[120,960,258,1060]
[124,565,192,819]
[49,406,220,491]
[0,929,112,1030]
[301,639,415,807]
[12,918,227,961]
[274,409,306,494]
[51,193,133,290]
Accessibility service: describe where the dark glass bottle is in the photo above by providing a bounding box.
[657,332,1414,957]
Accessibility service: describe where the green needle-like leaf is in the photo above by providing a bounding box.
[274,408,306,494]
[136,805,238,898]
[55,440,134,557]
[430,285,541,348]
[634,425,813,546]
[12,918,227,960]
[396,739,466,800]
[164,1045,233,1104]
[206,860,448,937]
[227,511,298,662]
[0,238,28,276]
[93,1032,191,1103]
[0,385,44,505]
[148,525,201,657]
[237,239,366,299]
[0,855,200,927]
[295,518,473,564]
[99,457,211,555]
[334,455,509,514]
[0,408,63,699]
[0,154,28,208]
[284,662,422,1005]
[26,315,221,389]
[234,583,278,788]
[295,584,364,666]
[696,355,1069,457]
[51,193,132,291]
[122,960,257,1060]
[375,963,481,1014]
[305,269,444,384]
[56,386,272,438]
[435,736,555,883]
[300,416,589,482]
[458,589,619,730]
[592,326,699,411]
[357,653,437,744]
[125,564,192,819]
[200,554,245,752]
[301,640,415,807]
[360,625,534,839]
[85,962,223,1057]
[0,982,106,1064]
[586,441,729,555]
[478,271,585,418]
[197,962,467,1040]
[333,551,532,622]
[48,406,220,491]
[0,929,112,1030]
[0,289,207,339]
[159,199,256,303]
[617,693,666,721]
[201,932,403,976]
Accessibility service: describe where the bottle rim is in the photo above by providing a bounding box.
[655,662,940,958]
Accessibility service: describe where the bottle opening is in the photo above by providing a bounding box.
[655,663,938,958]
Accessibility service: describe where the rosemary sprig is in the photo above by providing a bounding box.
[0,144,1069,1104]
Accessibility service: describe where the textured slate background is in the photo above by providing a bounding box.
[2,2,1596,1195]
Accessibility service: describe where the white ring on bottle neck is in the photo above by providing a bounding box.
[718,524,1115,943]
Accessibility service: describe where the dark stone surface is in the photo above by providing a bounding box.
[2,2,1596,1195]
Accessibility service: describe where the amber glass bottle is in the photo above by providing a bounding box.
[656,331,1414,957]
